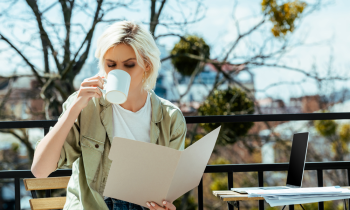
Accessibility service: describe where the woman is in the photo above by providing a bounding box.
[31,20,187,210]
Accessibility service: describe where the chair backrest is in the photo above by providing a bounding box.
[23,176,70,210]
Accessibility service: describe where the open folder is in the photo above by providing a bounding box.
[103,126,221,208]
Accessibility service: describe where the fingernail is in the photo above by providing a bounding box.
[151,202,155,206]
[146,202,150,207]
[163,201,166,205]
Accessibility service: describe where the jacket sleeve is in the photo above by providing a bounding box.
[35,91,82,171]
[169,109,187,151]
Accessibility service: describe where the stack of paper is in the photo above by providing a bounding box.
[245,187,350,207]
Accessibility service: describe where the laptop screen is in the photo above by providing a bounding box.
[286,132,309,187]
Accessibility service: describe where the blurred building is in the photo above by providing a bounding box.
[256,88,350,115]
[256,95,326,114]
[258,93,350,164]
[0,76,44,120]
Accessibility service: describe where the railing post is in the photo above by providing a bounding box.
[347,169,350,209]
[227,172,234,210]
[258,171,264,210]
[15,177,20,210]
[198,176,203,210]
[46,189,51,197]
[317,169,324,210]
[31,190,37,199]
[44,127,50,136]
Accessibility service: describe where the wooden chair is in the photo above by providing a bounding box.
[23,176,70,210]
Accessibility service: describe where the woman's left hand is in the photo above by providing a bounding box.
[146,200,176,210]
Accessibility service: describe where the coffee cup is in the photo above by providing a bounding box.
[97,69,131,104]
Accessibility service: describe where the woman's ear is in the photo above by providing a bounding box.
[145,62,151,72]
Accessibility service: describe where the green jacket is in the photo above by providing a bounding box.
[35,89,187,210]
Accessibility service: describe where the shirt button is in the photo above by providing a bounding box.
[95,144,99,148]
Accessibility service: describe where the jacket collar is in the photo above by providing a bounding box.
[99,91,111,107]
[148,89,163,123]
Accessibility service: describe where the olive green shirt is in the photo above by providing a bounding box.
[35,89,187,210]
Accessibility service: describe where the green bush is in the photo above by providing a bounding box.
[198,87,255,146]
[170,35,210,76]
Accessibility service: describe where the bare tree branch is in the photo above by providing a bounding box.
[150,0,167,35]
[61,0,104,79]
[222,18,266,63]
[25,0,60,72]
[0,33,44,85]
[59,0,74,67]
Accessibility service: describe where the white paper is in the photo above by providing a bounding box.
[246,187,344,196]
[244,186,350,207]
[266,195,350,207]
[231,186,289,193]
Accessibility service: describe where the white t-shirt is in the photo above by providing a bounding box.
[112,91,152,143]
[104,92,152,200]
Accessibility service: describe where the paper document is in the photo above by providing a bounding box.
[265,194,350,207]
[246,187,345,196]
[103,126,221,208]
[231,186,289,193]
[245,186,350,207]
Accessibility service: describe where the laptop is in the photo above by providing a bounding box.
[231,132,309,193]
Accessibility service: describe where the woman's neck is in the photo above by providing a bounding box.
[119,88,148,113]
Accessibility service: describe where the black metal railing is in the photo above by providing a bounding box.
[1,112,350,210]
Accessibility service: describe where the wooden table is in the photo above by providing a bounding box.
[213,187,350,210]
[213,190,263,201]
[213,190,263,210]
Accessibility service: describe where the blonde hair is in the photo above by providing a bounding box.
[94,20,161,91]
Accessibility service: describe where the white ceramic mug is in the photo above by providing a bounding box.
[97,69,131,104]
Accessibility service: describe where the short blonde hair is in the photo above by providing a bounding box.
[94,20,161,91]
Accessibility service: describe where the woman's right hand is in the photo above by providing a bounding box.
[73,75,104,110]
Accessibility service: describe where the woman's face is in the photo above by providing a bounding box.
[104,43,149,92]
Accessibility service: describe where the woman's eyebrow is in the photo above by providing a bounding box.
[122,58,136,63]
[105,58,136,62]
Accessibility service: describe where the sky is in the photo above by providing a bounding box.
[0,0,349,104]
[173,0,350,103]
